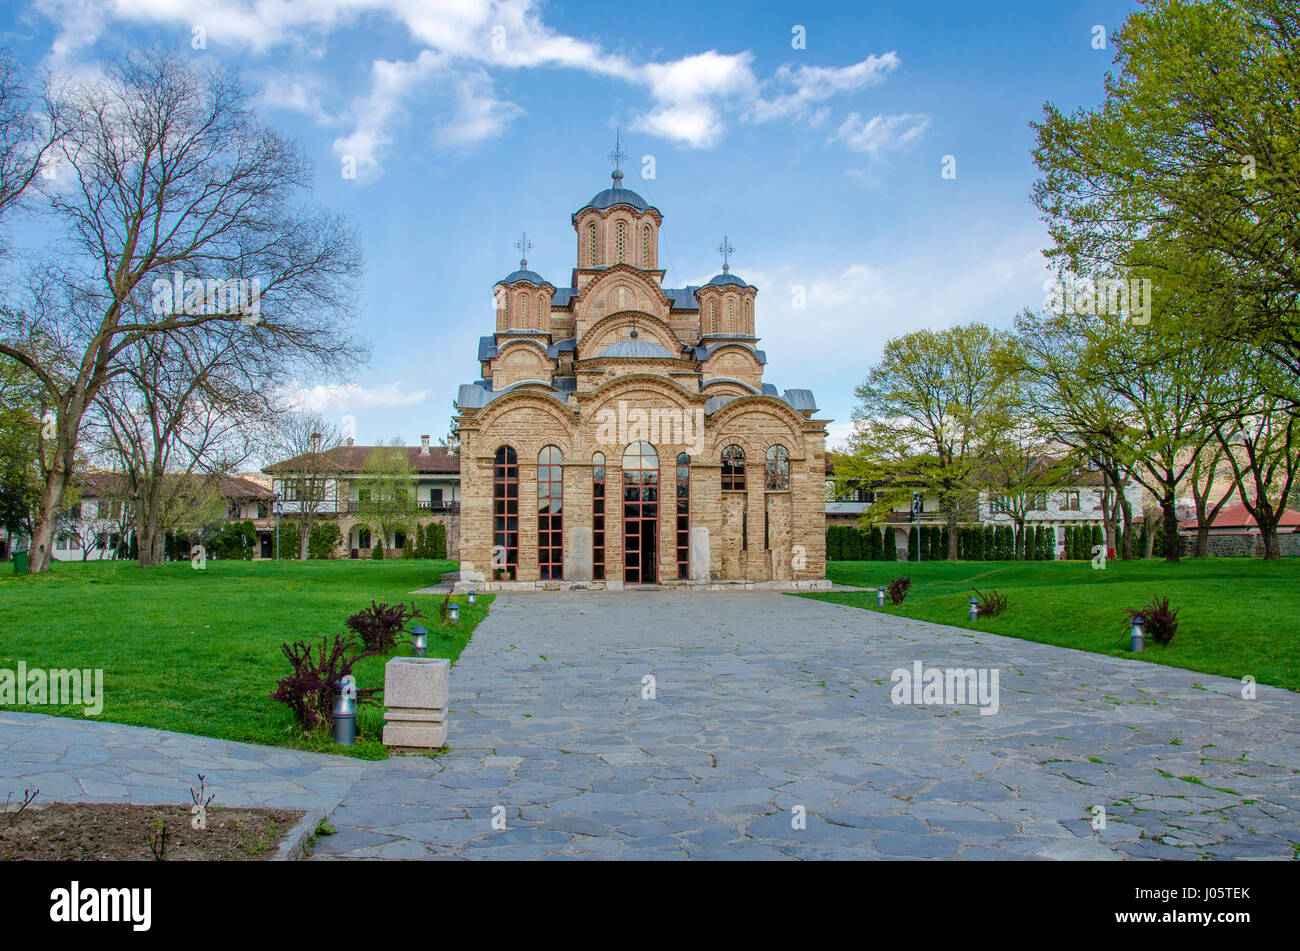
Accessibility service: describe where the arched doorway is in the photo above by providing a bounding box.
[622,441,659,584]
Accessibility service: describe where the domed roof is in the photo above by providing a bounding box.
[574,170,659,219]
[597,336,675,359]
[495,268,549,287]
[704,272,750,289]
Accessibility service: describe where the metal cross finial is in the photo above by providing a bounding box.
[514,232,533,268]
[607,129,627,182]
[716,235,735,274]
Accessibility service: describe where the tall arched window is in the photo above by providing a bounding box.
[727,298,735,332]
[642,224,652,267]
[709,300,717,333]
[588,222,598,266]
[722,444,746,491]
[535,296,542,329]
[493,446,519,580]
[516,293,526,328]
[616,221,627,263]
[592,452,606,581]
[538,446,563,580]
[622,441,659,584]
[765,444,790,491]
[744,299,751,332]
[676,453,690,580]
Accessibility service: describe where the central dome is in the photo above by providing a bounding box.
[574,169,659,219]
[598,337,674,359]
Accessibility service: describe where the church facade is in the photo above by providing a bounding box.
[453,159,829,590]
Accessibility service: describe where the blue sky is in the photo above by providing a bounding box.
[1,0,1140,451]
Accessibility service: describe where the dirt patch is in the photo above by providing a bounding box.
[0,802,306,860]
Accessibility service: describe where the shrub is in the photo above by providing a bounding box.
[886,576,911,605]
[308,522,341,559]
[269,634,377,732]
[401,533,414,558]
[825,526,840,561]
[426,522,447,559]
[277,522,301,560]
[437,592,454,625]
[972,587,1008,617]
[371,541,383,560]
[209,521,257,560]
[882,528,897,561]
[1127,596,1179,646]
[345,600,425,654]
[869,526,883,560]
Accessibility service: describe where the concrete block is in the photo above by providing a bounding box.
[384,657,450,710]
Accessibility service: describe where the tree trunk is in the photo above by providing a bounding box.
[28,467,69,573]
[1162,493,1181,563]
[1119,494,1134,560]
[946,505,960,560]
[299,517,311,560]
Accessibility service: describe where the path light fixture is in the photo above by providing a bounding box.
[410,625,428,658]
[333,674,358,745]
[1130,617,1145,653]
[877,586,885,607]
[467,590,476,605]
[969,597,980,622]
[448,601,460,625]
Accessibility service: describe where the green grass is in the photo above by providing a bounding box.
[0,559,492,758]
[803,559,1300,692]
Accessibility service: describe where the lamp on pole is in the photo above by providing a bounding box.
[911,491,921,563]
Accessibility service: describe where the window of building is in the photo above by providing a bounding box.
[592,452,606,581]
[358,528,371,550]
[744,299,751,331]
[642,224,652,266]
[722,444,746,491]
[622,441,660,584]
[727,298,734,332]
[676,453,690,580]
[765,444,790,491]
[616,221,626,264]
[394,530,406,550]
[1063,490,1081,511]
[493,446,519,580]
[587,222,597,266]
[709,300,717,333]
[538,446,563,580]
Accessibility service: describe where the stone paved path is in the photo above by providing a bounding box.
[0,712,366,811]
[310,592,1300,860]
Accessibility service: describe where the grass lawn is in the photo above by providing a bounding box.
[802,559,1300,692]
[0,559,492,759]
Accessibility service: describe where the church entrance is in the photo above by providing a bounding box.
[622,441,659,584]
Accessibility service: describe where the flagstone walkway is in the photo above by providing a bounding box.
[3,592,1297,860]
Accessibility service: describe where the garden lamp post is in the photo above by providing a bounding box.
[274,491,283,562]
[876,586,885,607]
[1130,617,1145,653]
[969,597,980,622]
[333,675,357,745]
[411,625,428,658]
[467,590,476,605]
[448,601,460,624]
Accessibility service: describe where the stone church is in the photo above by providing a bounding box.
[453,152,829,590]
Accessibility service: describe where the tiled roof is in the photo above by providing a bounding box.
[265,445,460,475]
[74,471,274,499]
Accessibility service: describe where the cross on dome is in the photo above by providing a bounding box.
[607,129,627,186]
[716,235,735,274]
[513,232,533,268]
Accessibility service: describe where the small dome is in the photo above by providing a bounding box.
[598,337,675,359]
[704,272,749,288]
[495,268,549,287]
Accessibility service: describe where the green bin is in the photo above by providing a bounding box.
[12,550,29,574]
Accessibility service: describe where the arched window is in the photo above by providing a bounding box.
[765,444,790,491]
[538,446,563,580]
[676,453,690,580]
[727,298,735,332]
[592,452,606,581]
[744,299,751,332]
[709,300,717,333]
[535,296,542,329]
[588,221,598,266]
[722,444,745,491]
[622,441,659,584]
[493,446,518,580]
[642,224,652,267]
[616,221,627,263]
[516,293,526,327]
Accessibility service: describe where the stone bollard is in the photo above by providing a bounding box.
[382,657,450,754]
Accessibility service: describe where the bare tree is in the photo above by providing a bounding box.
[0,49,361,572]
[91,318,268,566]
[265,410,343,560]
[0,49,60,247]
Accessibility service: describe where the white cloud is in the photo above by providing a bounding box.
[33,0,918,174]
[832,112,931,157]
[748,54,900,123]
[280,381,430,413]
